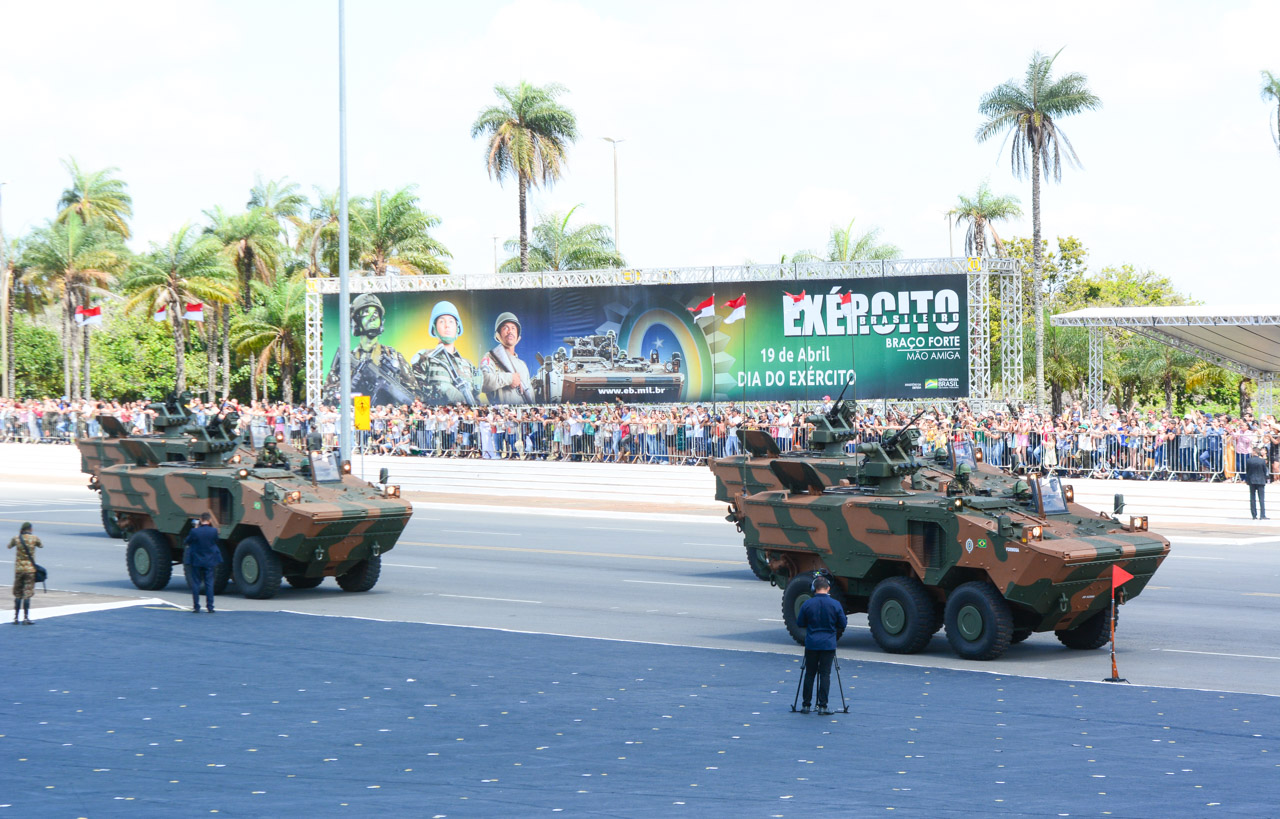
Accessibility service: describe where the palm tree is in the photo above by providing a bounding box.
[499,205,623,272]
[472,81,579,272]
[298,188,342,277]
[248,175,308,243]
[230,273,306,404]
[977,49,1100,411]
[122,225,237,392]
[825,219,900,262]
[351,187,451,275]
[56,158,133,238]
[1260,71,1280,157]
[948,183,1022,258]
[22,219,125,398]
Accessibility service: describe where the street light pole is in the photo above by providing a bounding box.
[337,0,353,461]
[602,137,623,255]
[0,181,8,399]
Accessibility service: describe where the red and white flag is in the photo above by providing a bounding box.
[183,302,205,322]
[153,305,168,322]
[724,294,746,325]
[688,295,716,321]
[75,306,103,326]
[839,291,853,305]
[784,289,806,303]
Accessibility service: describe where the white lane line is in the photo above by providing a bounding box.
[582,526,659,532]
[437,593,541,604]
[1243,592,1280,598]
[1170,535,1280,545]
[383,563,438,570]
[682,542,740,548]
[759,618,783,622]
[0,506,100,514]
[441,529,521,537]
[623,579,731,589]
[1156,648,1280,661]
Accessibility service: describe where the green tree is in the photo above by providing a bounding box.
[351,187,451,275]
[56,158,133,238]
[230,273,306,404]
[824,219,900,262]
[22,219,125,399]
[499,205,623,272]
[248,175,308,243]
[9,317,62,399]
[121,224,237,392]
[90,311,208,402]
[977,49,1100,411]
[948,183,1022,258]
[299,188,341,277]
[1004,235,1089,310]
[1261,71,1280,157]
[472,81,579,272]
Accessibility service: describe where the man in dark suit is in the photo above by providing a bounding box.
[1245,447,1269,520]
[183,513,223,612]
[796,576,848,715]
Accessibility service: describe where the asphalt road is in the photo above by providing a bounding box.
[4,481,1279,697]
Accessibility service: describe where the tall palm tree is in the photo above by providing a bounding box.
[22,219,124,398]
[1260,71,1280,157]
[499,205,623,272]
[56,158,133,238]
[825,219,900,262]
[122,224,237,392]
[977,49,1100,410]
[351,187,451,275]
[948,183,1022,258]
[230,273,306,404]
[298,188,342,277]
[248,175,308,243]
[472,81,579,272]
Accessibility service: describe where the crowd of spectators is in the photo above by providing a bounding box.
[3,395,1277,482]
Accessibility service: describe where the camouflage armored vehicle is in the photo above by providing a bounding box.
[710,397,1170,660]
[78,393,413,599]
[533,331,685,403]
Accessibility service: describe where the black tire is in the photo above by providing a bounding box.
[868,576,938,654]
[232,536,283,600]
[184,561,231,595]
[286,574,325,589]
[1056,607,1116,650]
[101,506,124,539]
[336,555,382,592]
[746,547,771,581]
[126,530,173,591]
[781,574,818,646]
[944,581,1014,661]
[1011,628,1034,644]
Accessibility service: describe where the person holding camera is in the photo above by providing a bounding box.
[796,575,847,715]
[8,522,41,625]
[183,513,223,613]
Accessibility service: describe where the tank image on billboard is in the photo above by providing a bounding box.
[320,273,968,406]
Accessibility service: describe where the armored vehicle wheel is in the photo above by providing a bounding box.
[232,536,283,599]
[126,530,173,590]
[781,575,816,645]
[183,561,231,595]
[944,582,1013,661]
[101,506,124,539]
[1056,607,1115,650]
[868,576,938,654]
[336,555,382,592]
[746,547,772,581]
[1011,628,1034,644]
[286,575,325,589]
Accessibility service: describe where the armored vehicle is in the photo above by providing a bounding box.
[533,331,685,403]
[78,393,413,599]
[710,397,1170,660]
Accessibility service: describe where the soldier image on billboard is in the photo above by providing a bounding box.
[481,311,534,405]
[411,300,483,405]
[322,293,419,407]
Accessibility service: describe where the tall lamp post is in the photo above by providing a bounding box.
[337,0,353,461]
[0,181,8,399]
[602,137,623,255]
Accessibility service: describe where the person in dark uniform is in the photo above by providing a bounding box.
[184,513,223,613]
[796,575,847,715]
[1245,446,1269,520]
[8,522,40,625]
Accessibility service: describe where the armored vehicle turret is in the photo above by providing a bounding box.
[710,396,1170,660]
[78,392,413,599]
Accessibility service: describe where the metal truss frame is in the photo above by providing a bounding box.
[1088,327,1105,415]
[304,259,1024,408]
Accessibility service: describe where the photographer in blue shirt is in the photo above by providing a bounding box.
[796,576,848,715]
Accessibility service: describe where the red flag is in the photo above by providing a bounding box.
[688,295,715,321]
[1112,565,1134,588]
[724,294,746,325]
[79,305,103,326]
[839,292,852,305]
[784,289,806,303]
[183,302,205,322]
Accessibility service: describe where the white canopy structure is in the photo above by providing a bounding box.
[1050,306,1280,416]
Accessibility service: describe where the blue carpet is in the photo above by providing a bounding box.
[1,607,1275,818]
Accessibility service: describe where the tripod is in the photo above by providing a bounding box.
[790,652,850,714]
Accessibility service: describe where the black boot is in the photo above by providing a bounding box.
[22,601,33,625]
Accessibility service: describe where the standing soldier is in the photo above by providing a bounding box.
[8,522,41,625]
[481,312,534,405]
[412,301,482,405]
[321,293,418,407]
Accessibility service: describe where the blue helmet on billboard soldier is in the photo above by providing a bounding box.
[321,293,419,406]
[481,311,534,405]
[412,300,483,405]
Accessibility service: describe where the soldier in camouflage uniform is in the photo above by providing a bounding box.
[321,293,418,406]
[9,522,40,625]
[411,300,483,405]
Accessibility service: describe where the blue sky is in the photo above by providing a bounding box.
[2,0,1277,303]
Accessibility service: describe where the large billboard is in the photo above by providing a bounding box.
[320,273,968,406]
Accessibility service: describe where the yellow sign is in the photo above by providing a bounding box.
[967,257,982,271]
[353,395,371,431]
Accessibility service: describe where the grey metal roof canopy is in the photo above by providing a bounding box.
[1050,306,1280,417]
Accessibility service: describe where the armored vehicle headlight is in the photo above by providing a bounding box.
[951,498,963,510]
[385,485,400,498]
[1030,525,1043,540]
[341,460,352,474]
[230,454,241,464]
[275,431,285,443]
[237,468,249,479]
[286,490,302,503]
[1130,515,1148,531]
[1064,485,1075,502]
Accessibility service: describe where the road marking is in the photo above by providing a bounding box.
[1156,648,1280,661]
[442,529,521,537]
[1171,555,1226,560]
[0,506,100,515]
[1243,592,1280,598]
[582,526,658,532]
[623,579,731,589]
[682,542,740,548]
[400,540,727,565]
[437,594,541,604]
[383,563,438,570]
[0,517,99,528]
[759,618,783,622]
[1169,535,1280,545]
